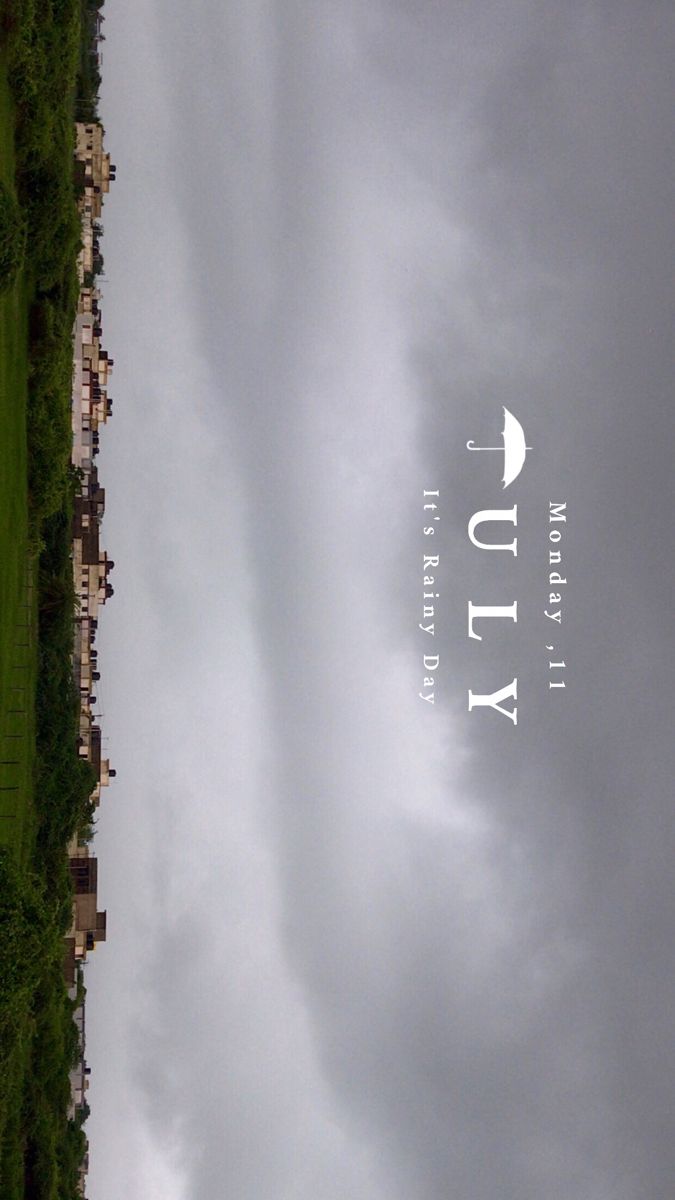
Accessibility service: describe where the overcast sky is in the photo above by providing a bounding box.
[86,3,675,1198]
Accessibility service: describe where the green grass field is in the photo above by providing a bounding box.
[0,50,35,862]
[0,7,106,1191]
[0,42,39,1178]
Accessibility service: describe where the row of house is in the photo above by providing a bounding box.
[65,122,116,1181]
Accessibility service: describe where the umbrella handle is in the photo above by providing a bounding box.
[466,442,499,451]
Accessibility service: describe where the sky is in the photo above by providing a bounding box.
[86,3,675,1198]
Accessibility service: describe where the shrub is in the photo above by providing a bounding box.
[0,852,50,1052]
[0,181,26,291]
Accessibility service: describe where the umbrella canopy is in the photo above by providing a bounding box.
[466,407,531,488]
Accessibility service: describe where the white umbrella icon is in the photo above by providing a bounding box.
[466,407,531,488]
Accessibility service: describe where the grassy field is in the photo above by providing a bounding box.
[0,50,35,863]
[0,7,100,1193]
[0,39,39,1181]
